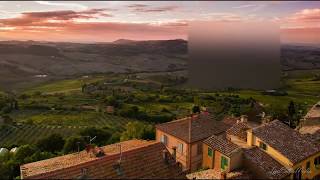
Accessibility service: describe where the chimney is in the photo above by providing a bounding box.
[189,116,192,143]
[240,115,248,123]
[202,107,209,116]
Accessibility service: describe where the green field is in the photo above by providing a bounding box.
[0,113,132,146]
[25,76,106,94]
[0,124,83,146]
[1,69,319,147]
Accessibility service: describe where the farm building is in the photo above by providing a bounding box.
[303,101,320,126]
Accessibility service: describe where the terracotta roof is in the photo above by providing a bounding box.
[222,116,239,126]
[243,147,291,179]
[226,122,250,141]
[203,135,240,157]
[305,101,320,119]
[186,168,251,179]
[252,120,320,164]
[156,113,230,143]
[21,140,186,179]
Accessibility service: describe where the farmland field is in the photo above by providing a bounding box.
[1,69,319,147]
[0,113,132,146]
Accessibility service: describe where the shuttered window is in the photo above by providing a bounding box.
[221,156,228,170]
[208,148,213,157]
[177,143,183,154]
[160,135,168,146]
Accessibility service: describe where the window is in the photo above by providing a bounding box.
[306,161,311,173]
[314,156,320,168]
[208,147,213,157]
[160,135,168,146]
[177,143,183,154]
[221,156,229,170]
[197,143,203,155]
[293,167,302,180]
[259,141,267,151]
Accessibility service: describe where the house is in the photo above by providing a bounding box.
[247,120,320,179]
[303,101,320,126]
[106,106,115,114]
[192,120,320,179]
[202,135,242,173]
[155,112,230,172]
[20,139,186,179]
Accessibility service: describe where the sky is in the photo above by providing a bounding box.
[0,1,319,43]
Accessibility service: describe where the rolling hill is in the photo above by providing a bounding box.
[0,39,319,90]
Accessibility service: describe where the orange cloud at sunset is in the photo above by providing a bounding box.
[0,7,319,44]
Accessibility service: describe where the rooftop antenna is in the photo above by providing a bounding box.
[118,144,122,164]
[84,136,97,145]
[113,144,123,176]
[89,136,97,145]
[77,141,81,161]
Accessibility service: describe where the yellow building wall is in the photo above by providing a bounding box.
[251,133,320,179]
[252,136,293,167]
[246,129,253,146]
[292,152,320,179]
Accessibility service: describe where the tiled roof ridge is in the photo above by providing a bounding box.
[23,141,165,178]
[21,140,157,177]
[22,139,154,167]
[156,112,214,127]
[156,113,201,126]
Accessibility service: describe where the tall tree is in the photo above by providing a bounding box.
[288,101,296,127]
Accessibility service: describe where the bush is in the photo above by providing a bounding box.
[14,145,37,163]
[63,136,86,154]
[36,134,65,153]
[79,127,111,146]
[120,121,155,141]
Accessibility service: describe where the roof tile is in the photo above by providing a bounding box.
[156,113,230,143]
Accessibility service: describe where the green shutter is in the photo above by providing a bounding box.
[208,148,213,157]
[221,156,228,170]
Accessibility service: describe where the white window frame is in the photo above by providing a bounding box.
[177,143,183,154]
[160,134,168,146]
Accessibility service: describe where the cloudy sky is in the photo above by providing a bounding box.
[0,1,319,43]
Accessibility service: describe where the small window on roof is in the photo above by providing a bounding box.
[259,141,267,151]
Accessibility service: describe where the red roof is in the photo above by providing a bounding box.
[21,140,186,179]
[156,113,230,143]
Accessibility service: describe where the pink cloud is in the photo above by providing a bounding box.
[127,4,179,13]
[0,8,113,27]
[288,8,320,21]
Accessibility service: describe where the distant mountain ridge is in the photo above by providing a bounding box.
[0,39,318,90]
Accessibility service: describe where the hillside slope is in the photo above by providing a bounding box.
[0,39,319,90]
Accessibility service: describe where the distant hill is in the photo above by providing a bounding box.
[0,39,319,90]
[0,39,187,90]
